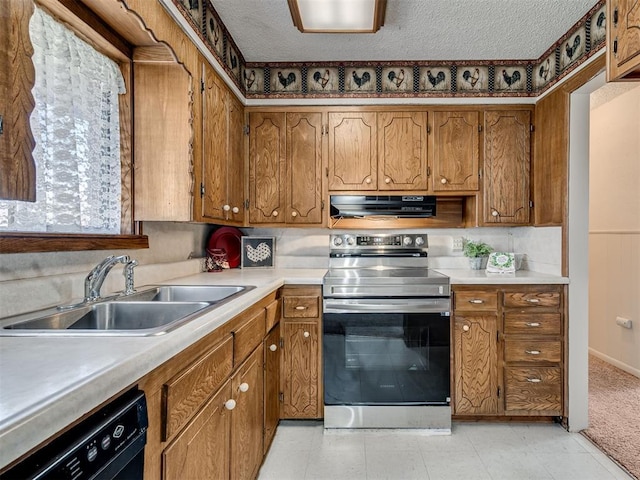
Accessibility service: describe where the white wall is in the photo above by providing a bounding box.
[588,83,640,376]
[0,222,213,317]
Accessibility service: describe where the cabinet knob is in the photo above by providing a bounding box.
[384,177,391,184]
[491,210,499,217]
[462,325,470,332]
[365,178,372,184]
[232,206,240,214]
[525,322,541,327]
[303,331,310,338]
[239,382,250,393]
[526,298,540,304]
[441,178,448,184]
[291,211,298,217]
[526,378,542,383]
[269,344,277,352]
[272,210,279,217]
[295,305,306,310]
[525,350,541,355]
[469,299,484,304]
[224,399,237,410]
[223,204,231,212]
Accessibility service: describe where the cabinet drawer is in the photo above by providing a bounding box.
[454,290,497,312]
[504,292,560,309]
[504,340,562,363]
[283,296,319,318]
[234,308,266,366]
[504,366,562,413]
[163,335,233,440]
[504,313,561,335]
[265,298,281,333]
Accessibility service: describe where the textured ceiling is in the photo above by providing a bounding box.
[211,0,597,63]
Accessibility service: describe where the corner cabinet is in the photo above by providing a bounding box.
[248,112,324,225]
[201,64,245,224]
[482,109,532,225]
[607,0,640,81]
[452,284,566,419]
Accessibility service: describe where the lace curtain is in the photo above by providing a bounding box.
[0,7,125,234]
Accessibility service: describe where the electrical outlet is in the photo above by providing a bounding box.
[616,316,633,329]
[452,237,464,252]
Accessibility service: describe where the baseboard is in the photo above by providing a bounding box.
[588,348,640,378]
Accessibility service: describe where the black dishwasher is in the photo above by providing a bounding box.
[1,388,148,480]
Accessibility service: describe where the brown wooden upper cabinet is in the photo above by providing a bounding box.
[482,109,532,225]
[377,111,429,191]
[429,110,480,192]
[248,112,323,225]
[607,0,640,81]
[327,111,378,191]
[201,64,245,224]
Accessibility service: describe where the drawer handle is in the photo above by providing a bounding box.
[526,298,541,304]
[239,382,250,393]
[525,322,541,327]
[295,305,307,310]
[462,325,470,332]
[269,344,277,352]
[469,299,484,304]
[527,378,542,383]
[224,399,237,410]
[303,331,310,338]
[525,350,541,355]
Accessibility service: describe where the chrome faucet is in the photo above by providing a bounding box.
[122,259,138,295]
[84,255,131,302]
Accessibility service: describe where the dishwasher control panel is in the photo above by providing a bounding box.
[1,389,147,480]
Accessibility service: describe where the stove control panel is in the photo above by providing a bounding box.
[330,233,427,250]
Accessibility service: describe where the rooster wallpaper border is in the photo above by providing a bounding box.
[170,0,605,99]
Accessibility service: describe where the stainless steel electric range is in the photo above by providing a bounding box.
[323,233,451,431]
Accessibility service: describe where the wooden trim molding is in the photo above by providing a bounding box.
[0,233,149,253]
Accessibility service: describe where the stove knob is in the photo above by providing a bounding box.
[415,236,425,246]
[333,237,343,246]
[403,236,413,246]
[346,236,356,246]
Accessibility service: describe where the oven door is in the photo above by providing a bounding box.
[323,298,450,407]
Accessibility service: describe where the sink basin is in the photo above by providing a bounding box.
[0,285,256,336]
[2,301,210,336]
[118,285,250,303]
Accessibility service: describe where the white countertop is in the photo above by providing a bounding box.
[0,267,566,469]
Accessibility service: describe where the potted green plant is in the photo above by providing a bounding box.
[462,238,493,270]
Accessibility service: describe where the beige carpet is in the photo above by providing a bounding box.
[582,355,640,479]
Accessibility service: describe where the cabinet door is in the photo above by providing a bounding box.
[202,64,228,221]
[163,381,232,480]
[328,112,377,190]
[377,112,428,190]
[263,324,280,454]
[483,110,531,224]
[286,112,323,224]
[453,314,499,415]
[248,112,286,224]
[227,96,245,223]
[430,111,479,192]
[607,0,640,80]
[231,345,264,480]
[281,320,321,419]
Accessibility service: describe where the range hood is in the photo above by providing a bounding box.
[330,195,436,218]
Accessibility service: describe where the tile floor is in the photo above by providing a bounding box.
[258,422,634,480]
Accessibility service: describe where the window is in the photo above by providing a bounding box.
[0,8,124,234]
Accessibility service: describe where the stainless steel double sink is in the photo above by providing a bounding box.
[0,285,254,336]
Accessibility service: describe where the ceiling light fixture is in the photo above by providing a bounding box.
[288,0,387,33]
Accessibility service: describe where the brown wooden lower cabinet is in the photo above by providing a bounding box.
[263,323,280,454]
[452,284,566,419]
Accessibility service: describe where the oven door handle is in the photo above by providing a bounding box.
[323,298,450,314]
